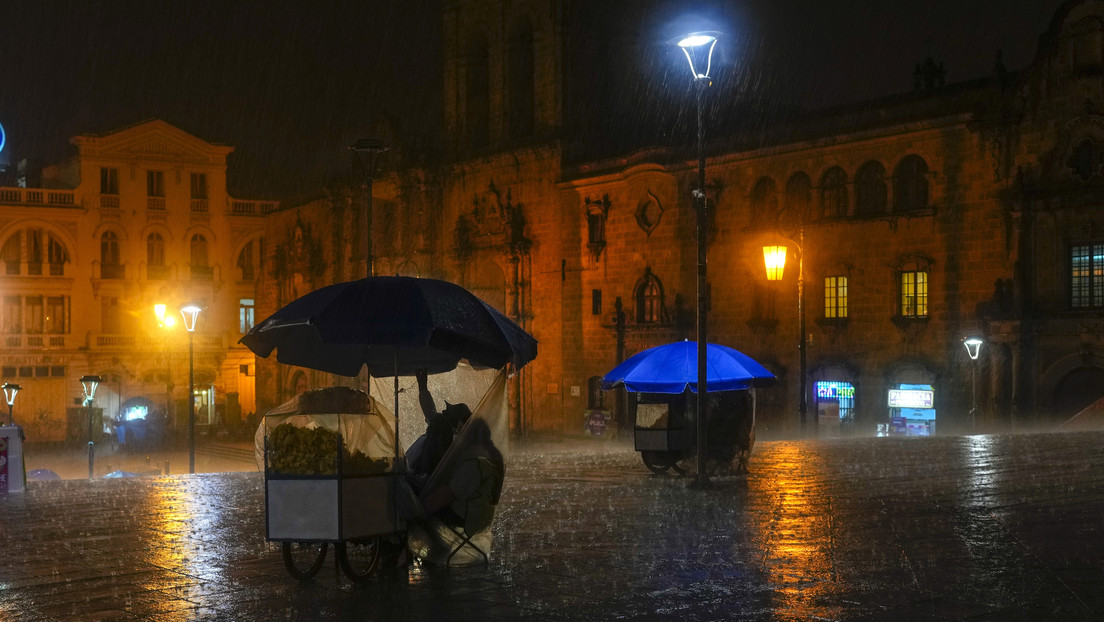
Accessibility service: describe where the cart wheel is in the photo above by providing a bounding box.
[641,450,677,474]
[336,537,382,581]
[281,542,328,580]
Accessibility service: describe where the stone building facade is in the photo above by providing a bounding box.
[0,119,271,443]
[252,0,1104,439]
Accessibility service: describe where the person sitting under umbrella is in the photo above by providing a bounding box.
[406,368,472,491]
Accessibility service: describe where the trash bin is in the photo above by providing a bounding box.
[0,425,26,493]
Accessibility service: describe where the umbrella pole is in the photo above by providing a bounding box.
[394,355,400,461]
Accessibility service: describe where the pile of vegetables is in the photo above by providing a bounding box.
[267,423,390,475]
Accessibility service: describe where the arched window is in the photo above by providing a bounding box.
[100,231,122,279]
[47,235,68,276]
[466,34,490,149]
[820,167,849,219]
[894,155,929,213]
[855,161,887,217]
[785,172,812,225]
[190,234,212,280]
[1,229,69,276]
[750,176,778,227]
[237,240,257,281]
[508,17,535,140]
[635,272,663,323]
[2,232,20,275]
[147,233,167,280]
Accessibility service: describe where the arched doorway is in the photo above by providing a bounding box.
[1050,367,1104,425]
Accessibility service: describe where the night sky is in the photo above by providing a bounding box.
[0,0,1066,199]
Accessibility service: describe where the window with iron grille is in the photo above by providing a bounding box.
[1071,243,1104,308]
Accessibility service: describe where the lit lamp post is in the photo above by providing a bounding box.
[763,227,807,434]
[963,336,984,433]
[181,304,202,474]
[349,139,389,278]
[80,374,102,479]
[2,382,21,426]
[677,31,718,488]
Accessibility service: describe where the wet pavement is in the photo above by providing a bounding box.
[2,431,1103,621]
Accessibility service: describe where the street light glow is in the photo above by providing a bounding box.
[963,336,984,360]
[181,305,201,332]
[676,32,718,80]
[763,245,788,281]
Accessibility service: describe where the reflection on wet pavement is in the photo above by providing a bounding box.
[2,432,1104,620]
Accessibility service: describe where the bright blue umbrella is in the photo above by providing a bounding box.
[601,340,775,394]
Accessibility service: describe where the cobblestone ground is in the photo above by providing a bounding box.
[2,431,1103,621]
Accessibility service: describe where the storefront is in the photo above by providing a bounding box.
[814,380,855,436]
[884,384,936,436]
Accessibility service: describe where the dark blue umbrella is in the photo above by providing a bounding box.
[602,340,775,394]
[239,276,537,377]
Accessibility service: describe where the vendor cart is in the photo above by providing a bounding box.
[261,387,405,581]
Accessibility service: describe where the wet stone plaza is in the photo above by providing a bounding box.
[2,431,1103,621]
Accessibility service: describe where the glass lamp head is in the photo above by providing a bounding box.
[181,305,202,332]
[963,337,984,360]
[676,32,718,81]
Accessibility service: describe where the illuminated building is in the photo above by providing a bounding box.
[0,119,270,442]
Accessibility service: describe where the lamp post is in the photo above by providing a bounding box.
[349,139,389,278]
[677,31,717,488]
[181,304,201,474]
[80,374,102,479]
[963,336,984,433]
[763,226,807,435]
[2,382,21,426]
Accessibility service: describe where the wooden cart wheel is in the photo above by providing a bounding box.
[281,542,328,580]
[336,537,382,581]
[640,450,678,474]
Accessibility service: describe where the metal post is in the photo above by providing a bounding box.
[798,226,807,435]
[189,330,195,474]
[87,401,94,479]
[971,364,977,433]
[694,80,709,488]
[366,176,375,278]
[6,403,11,426]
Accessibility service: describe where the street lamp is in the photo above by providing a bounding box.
[80,374,102,479]
[181,304,202,474]
[677,30,717,488]
[2,383,21,426]
[963,336,984,433]
[763,227,807,435]
[349,139,389,278]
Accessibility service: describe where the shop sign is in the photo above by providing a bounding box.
[888,389,933,409]
[816,382,855,400]
[584,410,610,437]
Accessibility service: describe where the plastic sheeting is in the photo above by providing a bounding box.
[253,386,402,472]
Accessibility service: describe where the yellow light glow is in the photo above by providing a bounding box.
[163,315,177,328]
[763,245,788,281]
[154,304,166,325]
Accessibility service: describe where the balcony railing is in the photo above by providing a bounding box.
[190,198,209,213]
[2,334,67,349]
[190,264,214,280]
[95,334,137,348]
[147,196,166,210]
[230,200,279,215]
[147,264,170,280]
[101,194,120,209]
[100,264,125,279]
[3,262,66,277]
[0,187,78,207]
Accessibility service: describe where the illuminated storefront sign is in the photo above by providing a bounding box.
[816,382,855,400]
[888,389,933,409]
